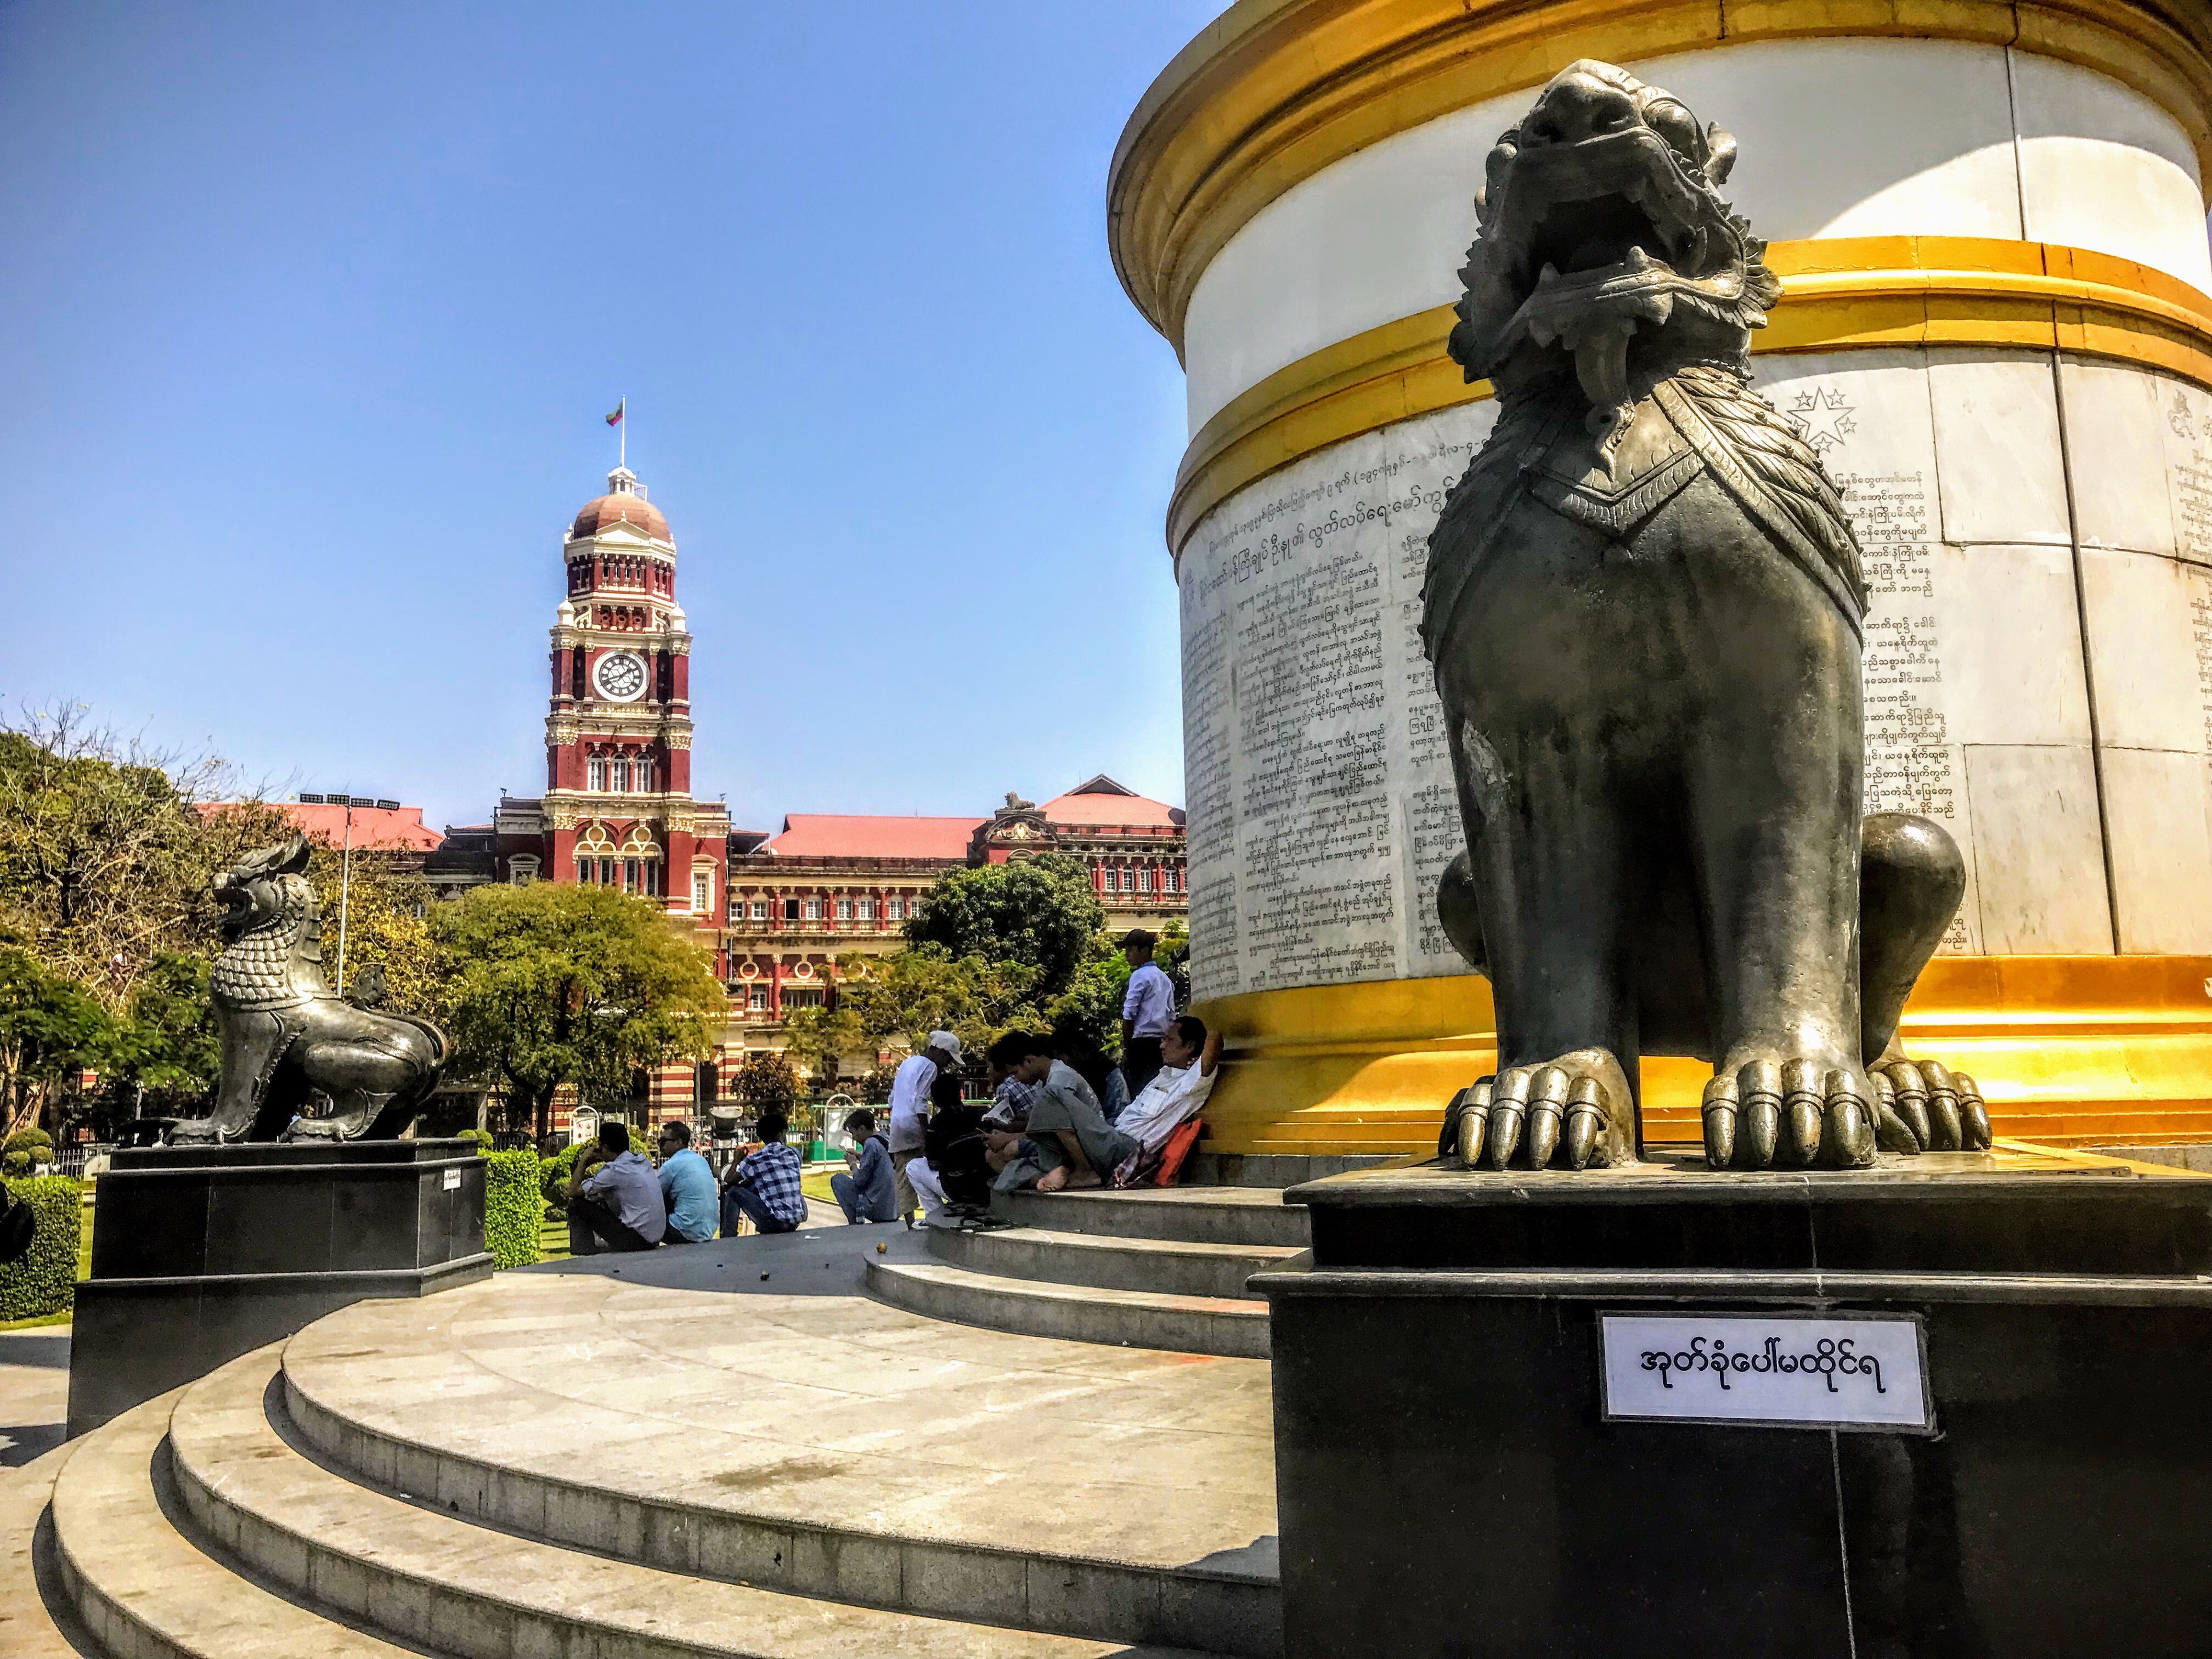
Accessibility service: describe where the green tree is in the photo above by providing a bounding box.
[0,707,280,1011]
[0,939,117,1139]
[430,882,724,1142]
[304,842,441,1017]
[732,1051,800,1118]
[904,855,1103,1006]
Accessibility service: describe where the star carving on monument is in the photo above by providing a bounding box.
[1786,386,1857,453]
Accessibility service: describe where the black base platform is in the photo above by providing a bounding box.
[1255,1145,2212,1659]
[67,1138,492,1437]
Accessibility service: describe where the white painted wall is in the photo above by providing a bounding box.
[1182,38,2210,432]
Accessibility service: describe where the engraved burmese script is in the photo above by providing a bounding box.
[1181,360,2212,998]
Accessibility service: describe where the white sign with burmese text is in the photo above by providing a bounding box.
[1599,1313,1933,1432]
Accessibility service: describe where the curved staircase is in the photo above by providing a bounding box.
[1,1204,1291,1658]
[865,1187,1309,1358]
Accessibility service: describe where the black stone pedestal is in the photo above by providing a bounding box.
[1254,1146,2212,1659]
[67,1138,492,1437]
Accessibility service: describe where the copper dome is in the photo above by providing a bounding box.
[569,493,670,543]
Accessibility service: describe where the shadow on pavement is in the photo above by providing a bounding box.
[514,1214,935,1299]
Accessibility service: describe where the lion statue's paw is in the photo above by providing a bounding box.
[1444,1047,1633,1171]
[1702,1053,1882,1170]
[1865,1053,1990,1154]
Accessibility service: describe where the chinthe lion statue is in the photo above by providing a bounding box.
[172,832,448,1143]
[1423,60,1990,1172]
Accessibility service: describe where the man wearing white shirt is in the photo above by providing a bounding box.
[1118,929,1175,1097]
[887,1030,960,1224]
[1114,1015,1222,1173]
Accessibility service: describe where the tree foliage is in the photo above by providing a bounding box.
[731,1051,800,1117]
[430,882,723,1142]
[904,855,1103,1007]
[304,841,440,1017]
[0,708,274,1011]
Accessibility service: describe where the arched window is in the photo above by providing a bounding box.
[587,757,607,791]
[637,757,655,792]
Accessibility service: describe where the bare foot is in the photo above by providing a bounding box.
[1035,1166,1069,1193]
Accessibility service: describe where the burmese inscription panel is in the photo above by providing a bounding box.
[1179,407,1493,1000]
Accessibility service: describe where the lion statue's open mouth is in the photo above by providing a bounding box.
[1451,60,1780,461]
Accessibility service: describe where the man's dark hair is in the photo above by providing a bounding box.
[596,1120,630,1155]
[1172,1014,1207,1051]
[844,1107,876,1135]
[660,1119,691,1147]
[1121,928,1156,951]
[989,1030,1048,1068]
[757,1113,788,1143]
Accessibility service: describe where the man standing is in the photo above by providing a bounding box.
[568,1120,667,1254]
[1119,930,1174,1098]
[887,1030,961,1224]
[654,1120,719,1244]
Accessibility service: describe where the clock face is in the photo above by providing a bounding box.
[593,651,648,702]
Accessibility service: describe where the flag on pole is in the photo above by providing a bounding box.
[605,399,625,427]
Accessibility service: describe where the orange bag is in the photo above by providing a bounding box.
[1151,1118,1204,1187]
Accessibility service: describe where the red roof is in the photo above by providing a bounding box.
[764,814,984,859]
[1040,778,1180,827]
[281,803,442,851]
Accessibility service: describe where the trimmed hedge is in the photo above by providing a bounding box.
[452,1128,493,1155]
[484,1150,543,1269]
[1,1177,82,1322]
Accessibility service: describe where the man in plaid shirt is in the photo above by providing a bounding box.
[720,1111,808,1235]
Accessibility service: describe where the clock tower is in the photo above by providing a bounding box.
[495,466,730,930]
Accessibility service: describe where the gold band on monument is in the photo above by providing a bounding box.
[1167,236,2212,560]
[1111,0,2212,349]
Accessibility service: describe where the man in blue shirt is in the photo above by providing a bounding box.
[1119,929,1176,1097]
[654,1120,719,1244]
[831,1108,898,1223]
[721,1113,809,1235]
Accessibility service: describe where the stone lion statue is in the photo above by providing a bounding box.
[1424,60,1990,1172]
[172,832,448,1143]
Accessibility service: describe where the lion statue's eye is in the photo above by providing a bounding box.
[1645,100,1703,163]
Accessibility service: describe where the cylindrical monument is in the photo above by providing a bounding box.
[1112,0,2212,1154]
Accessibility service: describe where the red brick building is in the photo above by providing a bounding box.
[721,776,1187,1040]
[489,466,730,916]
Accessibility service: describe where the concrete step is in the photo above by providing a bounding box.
[1181,1153,1394,1187]
[0,1446,99,1657]
[867,1256,1270,1359]
[284,1272,1282,1658]
[168,1346,1217,1659]
[930,1224,1300,1299]
[992,1186,1308,1249]
[48,1383,424,1658]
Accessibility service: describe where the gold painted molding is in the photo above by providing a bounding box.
[1111,0,2212,354]
[1167,235,2212,557]
[1190,954,2212,1155]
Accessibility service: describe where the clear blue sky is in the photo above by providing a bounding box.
[0,2,1215,831]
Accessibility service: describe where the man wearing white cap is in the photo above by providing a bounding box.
[886,1030,961,1224]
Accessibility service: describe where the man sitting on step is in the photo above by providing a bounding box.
[568,1120,668,1254]
[721,1112,809,1236]
[1111,1015,1223,1188]
[991,1031,1139,1194]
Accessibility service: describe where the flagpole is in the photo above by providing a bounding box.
[620,397,627,470]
